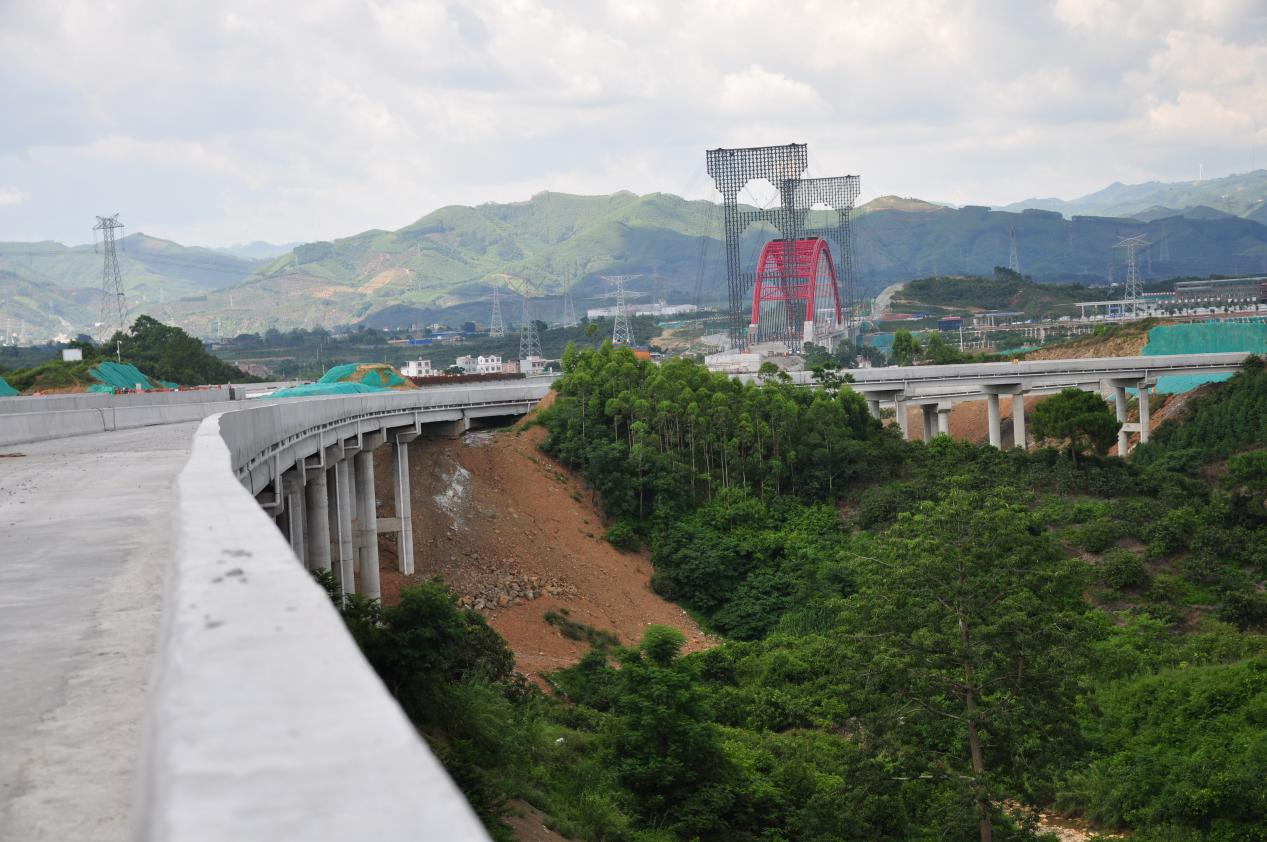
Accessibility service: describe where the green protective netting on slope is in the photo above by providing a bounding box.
[89,361,160,392]
[1145,321,1267,394]
[0,376,18,397]
[267,382,387,399]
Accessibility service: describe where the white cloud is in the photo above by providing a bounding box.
[0,187,27,206]
[0,0,1264,245]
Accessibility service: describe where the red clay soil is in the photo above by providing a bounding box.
[373,411,712,683]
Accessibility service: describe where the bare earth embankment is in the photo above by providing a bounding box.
[374,411,712,683]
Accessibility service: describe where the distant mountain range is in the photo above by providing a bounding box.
[999,168,1267,223]
[3,171,1267,339]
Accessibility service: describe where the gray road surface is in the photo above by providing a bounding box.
[0,423,195,841]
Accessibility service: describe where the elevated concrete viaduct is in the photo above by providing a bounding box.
[765,352,1249,451]
[0,380,552,842]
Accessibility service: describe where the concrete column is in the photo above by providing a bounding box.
[304,466,332,573]
[1138,385,1151,444]
[354,449,381,601]
[1112,385,1129,454]
[334,459,356,598]
[866,398,881,419]
[1012,392,1028,450]
[986,392,1002,448]
[283,472,306,564]
[392,437,415,575]
[937,406,951,436]
[921,405,936,442]
[895,397,910,440]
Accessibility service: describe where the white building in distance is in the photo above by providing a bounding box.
[455,354,503,374]
[401,359,434,378]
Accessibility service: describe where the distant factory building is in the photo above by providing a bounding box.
[1172,277,1267,308]
[937,316,964,331]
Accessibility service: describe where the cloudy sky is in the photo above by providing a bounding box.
[2,0,1265,247]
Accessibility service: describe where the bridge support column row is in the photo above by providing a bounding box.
[266,426,423,604]
[986,393,1002,448]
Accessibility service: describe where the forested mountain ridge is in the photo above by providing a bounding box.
[6,179,1267,338]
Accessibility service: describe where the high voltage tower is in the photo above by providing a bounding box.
[560,266,579,328]
[1008,225,1021,274]
[488,288,505,337]
[603,274,639,345]
[1115,234,1148,320]
[519,289,542,360]
[93,214,128,335]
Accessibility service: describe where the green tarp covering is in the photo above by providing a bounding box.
[267,382,387,398]
[318,363,408,388]
[89,361,160,392]
[0,376,18,397]
[1146,320,1267,394]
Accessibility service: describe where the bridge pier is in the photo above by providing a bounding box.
[283,470,307,564]
[937,404,952,436]
[986,393,1001,448]
[1138,385,1151,444]
[304,465,332,574]
[921,404,937,441]
[1111,383,1129,454]
[334,457,357,598]
[354,433,384,600]
[1012,392,1028,450]
[866,397,881,419]
[390,432,418,575]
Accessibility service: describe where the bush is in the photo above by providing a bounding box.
[1077,518,1120,553]
[604,519,640,551]
[1099,548,1150,591]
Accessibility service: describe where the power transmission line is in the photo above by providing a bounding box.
[1008,225,1021,274]
[93,214,128,335]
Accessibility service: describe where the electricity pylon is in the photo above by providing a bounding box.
[489,288,505,337]
[94,214,127,335]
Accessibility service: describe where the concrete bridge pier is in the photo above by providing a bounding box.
[390,431,418,575]
[983,383,1024,449]
[895,396,910,439]
[921,404,937,441]
[304,463,332,574]
[1105,375,1151,454]
[866,397,881,419]
[354,432,385,600]
[333,457,357,600]
[1012,392,1028,450]
[986,392,1002,448]
[282,470,307,563]
[937,404,952,436]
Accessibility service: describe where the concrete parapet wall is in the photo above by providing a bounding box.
[0,400,247,447]
[130,380,554,840]
[0,387,235,416]
[132,414,490,842]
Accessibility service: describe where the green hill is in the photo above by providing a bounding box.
[6,185,1267,339]
[0,233,261,337]
[1001,169,1267,220]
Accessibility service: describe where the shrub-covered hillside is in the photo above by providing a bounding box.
[333,348,1267,842]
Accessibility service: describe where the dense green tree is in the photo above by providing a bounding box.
[892,328,920,365]
[843,489,1092,841]
[1030,388,1120,461]
[105,315,254,385]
